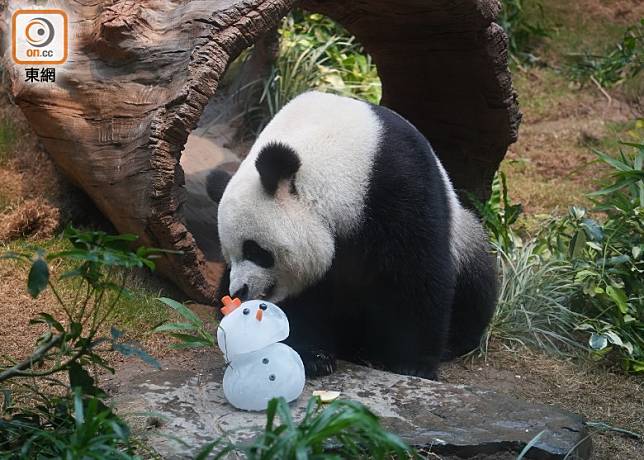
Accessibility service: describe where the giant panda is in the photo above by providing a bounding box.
[208,91,497,380]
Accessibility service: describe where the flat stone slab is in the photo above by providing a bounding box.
[110,352,591,459]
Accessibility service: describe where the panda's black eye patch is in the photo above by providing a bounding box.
[242,240,274,268]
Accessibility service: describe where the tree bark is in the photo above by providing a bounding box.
[1,0,520,304]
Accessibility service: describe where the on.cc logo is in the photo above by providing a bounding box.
[12,9,68,65]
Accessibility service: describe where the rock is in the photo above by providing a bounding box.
[110,352,591,459]
[180,130,238,263]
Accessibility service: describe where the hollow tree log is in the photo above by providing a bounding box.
[301,0,521,201]
[0,0,520,304]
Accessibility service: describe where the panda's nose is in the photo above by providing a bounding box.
[232,284,249,301]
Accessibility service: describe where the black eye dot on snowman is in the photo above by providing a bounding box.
[259,303,268,311]
[262,358,269,364]
[269,374,276,381]
[242,308,250,315]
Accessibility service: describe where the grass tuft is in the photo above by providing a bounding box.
[197,396,418,459]
[499,0,551,63]
[483,243,587,357]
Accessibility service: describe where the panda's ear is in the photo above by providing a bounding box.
[206,168,232,203]
[255,142,301,196]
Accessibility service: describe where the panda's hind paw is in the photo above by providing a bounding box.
[300,349,337,378]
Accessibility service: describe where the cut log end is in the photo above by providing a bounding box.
[1,0,520,303]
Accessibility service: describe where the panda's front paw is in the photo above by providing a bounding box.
[299,349,337,378]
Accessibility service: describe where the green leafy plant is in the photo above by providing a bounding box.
[499,0,550,63]
[589,141,644,208]
[242,11,380,133]
[0,227,172,456]
[0,227,162,383]
[471,171,524,253]
[1,388,137,459]
[153,297,216,349]
[196,396,417,459]
[566,19,643,88]
[478,141,642,374]
[537,142,643,373]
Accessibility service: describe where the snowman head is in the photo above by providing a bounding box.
[217,300,289,360]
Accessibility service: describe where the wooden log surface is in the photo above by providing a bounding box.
[0,0,520,304]
[0,0,297,303]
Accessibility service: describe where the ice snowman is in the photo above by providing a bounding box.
[217,296,306,411]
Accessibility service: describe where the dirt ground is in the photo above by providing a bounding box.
[504,76,635,217]
[1,1,643,459]
[501,0,643,224]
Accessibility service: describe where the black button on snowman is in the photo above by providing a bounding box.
[217,297,306,411]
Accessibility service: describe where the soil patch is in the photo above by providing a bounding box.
[504,66,641,216]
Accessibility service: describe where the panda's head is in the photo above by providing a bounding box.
[216,142,335,302]
[213,91,381,302]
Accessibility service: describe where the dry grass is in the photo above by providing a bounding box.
[0,168,21,210]
[0,92,70,241]
[0,92,70,359]
[0,257,65,363]
[0,198,61,241]
[503,0,643,219]
[0,240,182,364]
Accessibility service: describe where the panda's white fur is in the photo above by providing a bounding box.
[218,92,383,301]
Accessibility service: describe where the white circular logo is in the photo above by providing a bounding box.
[25,17,55,48]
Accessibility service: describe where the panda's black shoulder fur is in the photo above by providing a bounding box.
[345,103,454,290]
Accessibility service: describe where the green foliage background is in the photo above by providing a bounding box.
[480,142,643,373]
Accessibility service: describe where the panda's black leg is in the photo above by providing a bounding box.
[388,356,440,380]
[284,337,337,378]
[370,297,450,381]
[445,252,498,360]
[281,295,338,378]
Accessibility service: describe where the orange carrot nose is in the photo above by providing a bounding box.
[220,296,241,316]
[256,308,263,321]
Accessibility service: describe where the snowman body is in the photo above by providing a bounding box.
[217,300,305,411]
